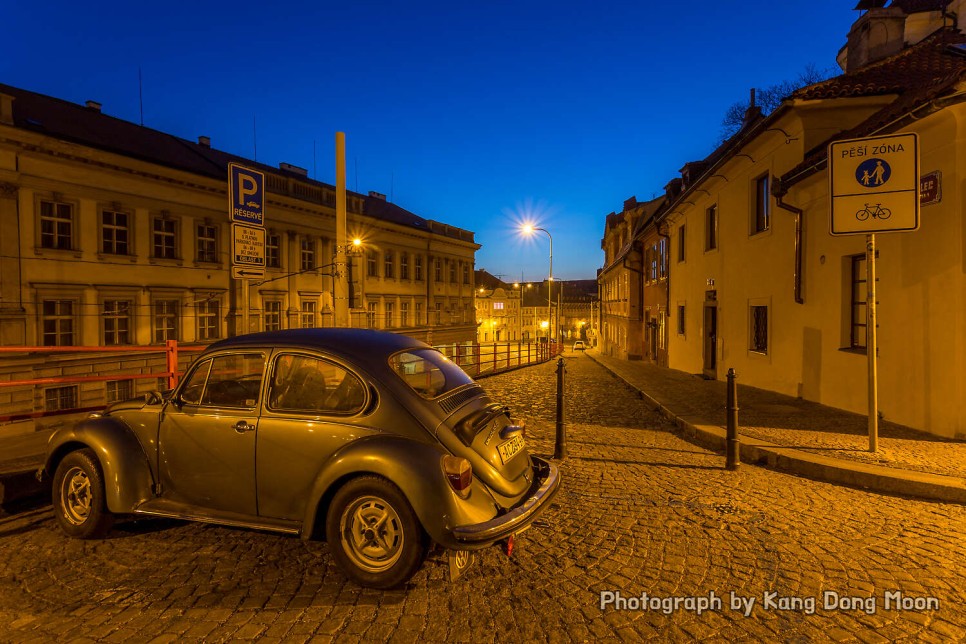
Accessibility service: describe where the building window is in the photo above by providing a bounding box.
[366,302,377,328]
[153,299,179,343]
[39,199,74,250]
[750,305,768,353]
[101,210,130,255]
[45,385,78,412]
[647,244,658,283]
[678,225,686,262]
[706,205,718,251]
[384,250,394,279]
[677,304,686,335]
[449,261,456,283]
[494,302,505,311]
[196,224,217,263]
[103,300,132,345]
[42,300,75,346]
[152,217,177,259]
[400,252,409,280]
[106,379,134,404]
[433,258,442,282]
[434,302,443,325]
[415,255,424,281]
[462,264,469,284]
[300,300,317,328]
[659,238,668,279]
[415,302,423,325]
[367,251,377,277]
[300,238,315,271]
[850,255,867,351]
[197,300,220,341]
[266,233,281,268]
[400,301,410,326]
[385,302,395,328]
[264,301,282,331]
[753,175,770,234]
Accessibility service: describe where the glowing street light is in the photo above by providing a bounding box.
[520,224,554,344]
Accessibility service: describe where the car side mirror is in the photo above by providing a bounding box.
[145,390,164,405]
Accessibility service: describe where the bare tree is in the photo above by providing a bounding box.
[718,64,835,142]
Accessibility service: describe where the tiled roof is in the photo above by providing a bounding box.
[781,28,966,186]
[0,82,469,239]
[792,28,966,101]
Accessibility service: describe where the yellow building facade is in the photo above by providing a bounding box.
[0,83,478,421]
[662,17,965,438]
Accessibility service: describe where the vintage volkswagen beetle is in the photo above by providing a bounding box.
[44,329,559,588]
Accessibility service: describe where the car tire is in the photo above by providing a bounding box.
[52,449,115,539]
[325,476,428,589]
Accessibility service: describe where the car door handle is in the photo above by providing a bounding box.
[233,420,256,433]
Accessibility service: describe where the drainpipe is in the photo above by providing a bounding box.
[772,179,804,305]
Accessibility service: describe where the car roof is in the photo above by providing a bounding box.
[204,328,431,356]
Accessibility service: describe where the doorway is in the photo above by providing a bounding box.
[703,294,717,379]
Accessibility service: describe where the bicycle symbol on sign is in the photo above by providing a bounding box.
[855,203,892,222]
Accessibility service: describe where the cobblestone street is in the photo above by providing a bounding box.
[0,353,964,642]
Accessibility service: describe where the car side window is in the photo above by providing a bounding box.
[180,359,211,405]
[196,353,266,408]
[269,354,367,414]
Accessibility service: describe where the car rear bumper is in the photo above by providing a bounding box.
[451,455,560,544]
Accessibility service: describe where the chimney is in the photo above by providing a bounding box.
[368,191,387,201]
[279,162,308,176]
[0,93,14,125]
[85,100,102,113]
[198,135,211,148]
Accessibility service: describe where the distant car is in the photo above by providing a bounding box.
[573,341,587,351]
[44,329,560,589]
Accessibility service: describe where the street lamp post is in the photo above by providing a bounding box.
[521,225,553,347]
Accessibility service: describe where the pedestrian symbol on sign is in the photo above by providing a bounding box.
[856,158,891,187]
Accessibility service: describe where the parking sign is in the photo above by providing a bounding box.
[229,163,265,226]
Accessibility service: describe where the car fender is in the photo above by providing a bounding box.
[45,417,155,514]
[301,434,500,547]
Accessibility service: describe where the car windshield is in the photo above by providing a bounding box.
[389,349,474,398]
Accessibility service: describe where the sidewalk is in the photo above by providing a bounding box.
[588,350,966,504]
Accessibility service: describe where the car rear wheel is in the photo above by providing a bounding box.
[52,449,114,539]
[325,476,427,589]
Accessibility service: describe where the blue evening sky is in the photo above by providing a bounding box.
[3,2,857,280]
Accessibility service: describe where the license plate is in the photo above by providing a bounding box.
[497,434,525,464]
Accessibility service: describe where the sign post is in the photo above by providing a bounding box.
[228,163,266,335]
[828,132,919,452]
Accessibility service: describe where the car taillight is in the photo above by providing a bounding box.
[441,455,472,498]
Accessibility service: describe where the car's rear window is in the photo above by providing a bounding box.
[389,349,474,399]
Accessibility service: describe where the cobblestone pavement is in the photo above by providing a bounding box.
[0,354,964,642]
[591,351,966,480]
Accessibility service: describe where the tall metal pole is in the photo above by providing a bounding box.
[867,233,878,452]
[334,133,349,328]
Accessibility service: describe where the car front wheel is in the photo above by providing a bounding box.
[325,476,428,589]
[52,449,115,539]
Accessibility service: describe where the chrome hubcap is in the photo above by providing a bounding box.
[340,495,403,573]
[61,466,92,525]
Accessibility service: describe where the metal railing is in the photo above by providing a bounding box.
[0,338,559,424]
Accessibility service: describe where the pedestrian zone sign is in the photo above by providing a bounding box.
[828,133,919,235]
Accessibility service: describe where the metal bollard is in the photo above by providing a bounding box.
[554,357,566,460]
[726,368,740,470]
